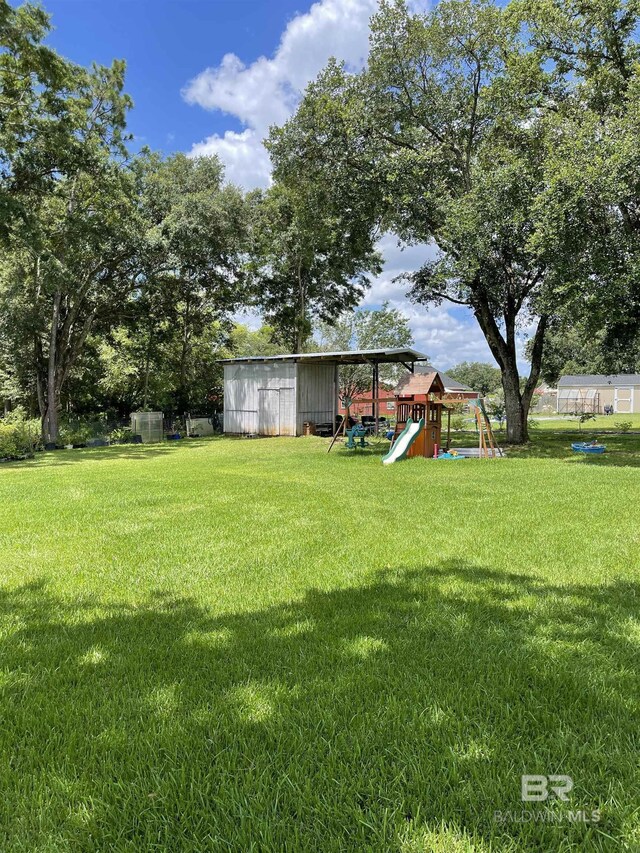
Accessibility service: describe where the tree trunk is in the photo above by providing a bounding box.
[499,314,547,443]
[142,341,151,411]
[177,296,191,416]
[43,290,61,443]
[502,361,528,444]
[295,261,306,353]
[33,259,47,427]
[472,296,548,444]
[521,315,547,419]
[35,368,45,422]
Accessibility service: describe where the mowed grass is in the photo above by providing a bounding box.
[0,435,639,852]
[451,426,640,468]
[530,413,640,432]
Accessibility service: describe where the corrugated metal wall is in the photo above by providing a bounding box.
[296,363,336,434]
[223,361,338,436]
[224,363,298,435]
[278,387,296,436]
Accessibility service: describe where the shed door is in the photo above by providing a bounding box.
[614,387,633,414]
[258,389,279,435]
[278,387,295,436]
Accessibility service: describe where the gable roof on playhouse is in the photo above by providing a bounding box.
[414,363,473,392]
[395,370,445,397]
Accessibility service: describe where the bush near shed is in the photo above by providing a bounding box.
[0,410,42,460]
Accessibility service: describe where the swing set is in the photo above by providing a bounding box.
[330,391,500,460]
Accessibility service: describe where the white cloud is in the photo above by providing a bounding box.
[183,52,291,134]
[189,129,272,189]
[184,0,531,372]
[182,0,377,188]
[360,236,505,370]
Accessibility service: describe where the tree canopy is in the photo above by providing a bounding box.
[268,0,640,442]
[315,302,414,399]
[447,362,503,396]
[0,4,253,437]
[2,0,639,443]
[247,177,381,353]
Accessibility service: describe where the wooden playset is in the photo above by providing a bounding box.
[392,371,445,458]
[391,373,499,460]
[329,371,500,460]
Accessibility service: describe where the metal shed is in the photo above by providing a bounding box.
[220,348,427,437]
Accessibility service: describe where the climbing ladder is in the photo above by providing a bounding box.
[475,399,499,458]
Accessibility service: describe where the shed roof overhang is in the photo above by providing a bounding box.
[218,348,429,367]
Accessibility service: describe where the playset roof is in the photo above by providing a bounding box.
[395,370,445,397]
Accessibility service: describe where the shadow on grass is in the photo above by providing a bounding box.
[449,430,640,468]
[0,563,637,850]
[507,432,640,468]
[1,436,225,470]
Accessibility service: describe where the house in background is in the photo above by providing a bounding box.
[557,374,640,414]
[338,386,396,416]
[338,364,477,417]
[412,364,478,400]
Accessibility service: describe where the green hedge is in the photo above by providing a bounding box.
[0,412,42,460]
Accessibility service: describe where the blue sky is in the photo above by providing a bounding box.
[31,0,304,155]
[31,0,527,370]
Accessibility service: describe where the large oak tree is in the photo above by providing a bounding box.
[523,0,640,368]
[268,0,569,442]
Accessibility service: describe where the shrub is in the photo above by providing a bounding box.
[0,410,41,459]
[109,426,132,443]
[70,424,92,445]
[578,412,597,429]
[59,422,95,446]
[614,421,632,433]
[450,415,466,432]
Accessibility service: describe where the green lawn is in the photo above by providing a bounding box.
[1,435,639,851]
[530,413,640,432]
[450,427,640,467]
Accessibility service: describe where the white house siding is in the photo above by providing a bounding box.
[223,363,298,435]
[296,362,336,434]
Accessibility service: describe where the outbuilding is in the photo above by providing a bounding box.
[557,374,640,414]
[220,348,428,436]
